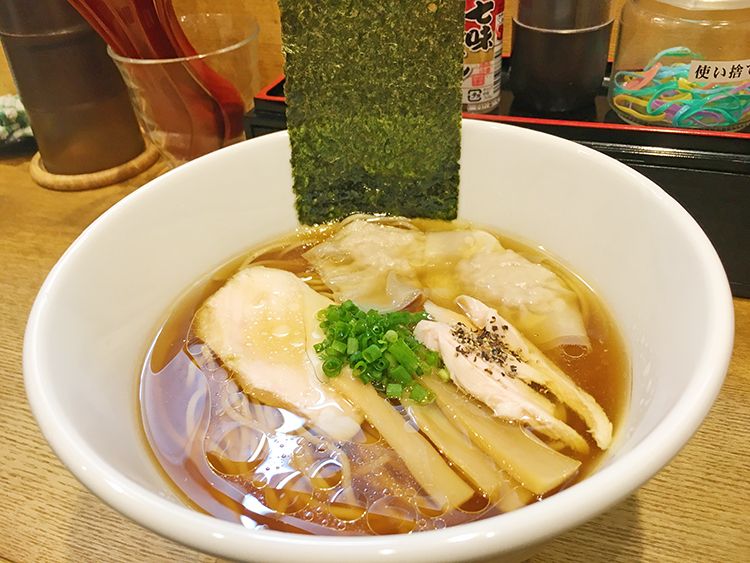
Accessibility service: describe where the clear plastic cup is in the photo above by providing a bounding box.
[110,11,260,168]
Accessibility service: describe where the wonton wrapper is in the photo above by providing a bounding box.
[304,218,590,350]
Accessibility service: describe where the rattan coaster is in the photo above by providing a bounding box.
[30,143,162,191]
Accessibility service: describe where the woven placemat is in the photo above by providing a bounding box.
[30,143,163,191]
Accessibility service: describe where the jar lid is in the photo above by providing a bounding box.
[658,0,750,10]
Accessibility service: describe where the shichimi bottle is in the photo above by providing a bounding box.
[462,0,505,113]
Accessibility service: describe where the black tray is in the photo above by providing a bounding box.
[245,63,750,298]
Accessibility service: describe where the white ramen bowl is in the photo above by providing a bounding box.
[24,120,733,562]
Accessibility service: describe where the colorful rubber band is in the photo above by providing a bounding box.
[611,47,750,130]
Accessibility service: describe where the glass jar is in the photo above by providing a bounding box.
[609,0,750,131]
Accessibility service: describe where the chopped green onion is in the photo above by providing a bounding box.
[389,365,412,385]
[384,351,397,369]
[424,350,440,367]
[409,384,431,404]
[331,340,347,354]
[322,357,343,377]
[437,368,450,382]
[386,383,403,399]
[315,301,442,405]
[388,339,420,373]
[362,344,382,363]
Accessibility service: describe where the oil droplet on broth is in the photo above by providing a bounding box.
[250,472,268,488]
[308,458,344,490]
[205,426,269,476]
[329,487,368,522]
[366,496,417,535]
[263,472,313,514]
[458,492,492,514]
[415,494,449,518]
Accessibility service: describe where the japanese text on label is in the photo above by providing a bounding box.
[688,59,750,84]
[464,0,498,52]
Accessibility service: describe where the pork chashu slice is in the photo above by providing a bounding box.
[194,266,362,441]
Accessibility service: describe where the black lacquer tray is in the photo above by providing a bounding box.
[245,61,750,298]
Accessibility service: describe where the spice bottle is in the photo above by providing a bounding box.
[462,0,505,113]
[609,0,750,130]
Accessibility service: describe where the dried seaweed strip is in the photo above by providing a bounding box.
[279,0,464,224]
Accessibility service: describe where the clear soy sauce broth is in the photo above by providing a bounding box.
[140,219,629,536]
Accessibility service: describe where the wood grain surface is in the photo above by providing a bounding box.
[1,1,747,562]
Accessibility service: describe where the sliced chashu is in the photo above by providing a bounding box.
[456,295,613,450]
[414,317,590,454]
[194,266,362,441]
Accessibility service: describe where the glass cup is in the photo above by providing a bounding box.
[510,0,613,113]
[110,11,259,168]
[0,0,145,174]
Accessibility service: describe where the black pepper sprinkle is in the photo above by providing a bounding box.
[451,321,523,375]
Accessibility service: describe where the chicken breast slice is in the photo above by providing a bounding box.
[414,320,590,454]
[194,266,362,441]
[456,295,613,450]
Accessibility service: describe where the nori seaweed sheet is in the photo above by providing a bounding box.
[279,0,464,224]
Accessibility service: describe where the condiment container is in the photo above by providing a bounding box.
[609,0,750,130]
[0,0,145,175]
[510,0,613,113]
[463,0,505,113]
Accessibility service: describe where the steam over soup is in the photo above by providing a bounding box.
[140,215,629,535]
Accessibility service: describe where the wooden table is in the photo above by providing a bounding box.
[1,1,748,561]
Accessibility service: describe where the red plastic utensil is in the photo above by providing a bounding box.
[154,0,246,144]
[67,0,137,57]
[69,0,226,161]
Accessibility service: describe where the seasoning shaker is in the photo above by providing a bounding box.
[463,0,505,113]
